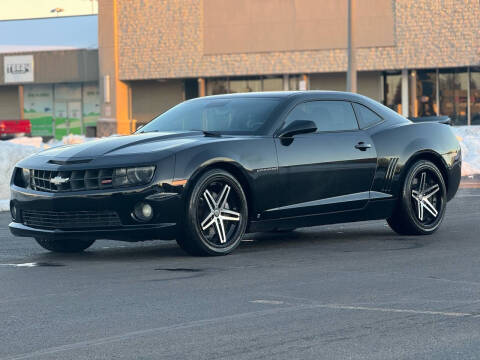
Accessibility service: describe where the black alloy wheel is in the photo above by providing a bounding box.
[176,169,248,256]
[35,238,95,253]
[387,160,447,235]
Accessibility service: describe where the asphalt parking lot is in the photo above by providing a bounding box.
[0,188,480,360]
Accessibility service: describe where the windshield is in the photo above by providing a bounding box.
[138,98,280,135]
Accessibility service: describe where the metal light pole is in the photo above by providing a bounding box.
[346,0,357,93]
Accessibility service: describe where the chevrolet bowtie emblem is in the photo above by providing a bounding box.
[50,176,70,185]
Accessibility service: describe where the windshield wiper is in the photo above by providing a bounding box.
[191,129,222,137]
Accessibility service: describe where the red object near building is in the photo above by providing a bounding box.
[0,120,31,137]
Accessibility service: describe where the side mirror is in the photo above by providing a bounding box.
[279,120,317,138]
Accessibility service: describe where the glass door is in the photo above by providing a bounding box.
[67,101,83,135]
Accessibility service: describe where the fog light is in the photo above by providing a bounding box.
[133,202,153,222]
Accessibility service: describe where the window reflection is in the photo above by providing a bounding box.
[470,68,480,125]
[206,79,229,95]
[415,70,437,117]
[263,77,283,91]
[229,77,262,93]
[439,69,468,125]
[206,76,288,95]
[383,72,402,113]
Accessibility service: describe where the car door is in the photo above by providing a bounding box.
[267,100,378,218]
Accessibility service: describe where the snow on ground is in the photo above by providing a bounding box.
[452,126,480,177]
[0,128,480,212]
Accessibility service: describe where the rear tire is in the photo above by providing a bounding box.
[35,238,95,253]
[176,169,248,256]
[387,160,447,235]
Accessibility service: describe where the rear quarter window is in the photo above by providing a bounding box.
[352,103,383,129]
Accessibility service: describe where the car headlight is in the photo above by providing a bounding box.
[113,166,155,187]
[21,168,30,187]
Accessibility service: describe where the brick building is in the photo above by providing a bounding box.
[2,1,479,137]
[0,15,99,138]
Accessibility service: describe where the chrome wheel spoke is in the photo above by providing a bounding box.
[214,218,227,243]
[418,200,424,221]
[411,190,420,200]
[217,185,231,209]
[200,181,242,245]
[411,171,440,222]
[423,199,438,218]
[203,189,216,211]
[419,172,426,193]
[423,184,439,199]
[220,209,241,222]
[201,212,215,230]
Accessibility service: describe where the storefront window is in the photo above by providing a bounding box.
[383,72,402,113]
[23,82,99,139]
[206,75,301,95]
[82,82,100,130]
[470,68,480,125]
[229,77,262,93]
[263,76,283,91]
[54,83,82,137]
[23,84,54,137]
[206,79,228,95]
[439,68,468,126]
[414,70,437,117]
[289,76,300,90]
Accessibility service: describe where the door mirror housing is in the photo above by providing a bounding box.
[279,120,317,138]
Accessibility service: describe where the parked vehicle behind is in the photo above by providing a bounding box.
[0,119,31,139]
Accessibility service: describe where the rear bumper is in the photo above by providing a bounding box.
[9,221,177,241]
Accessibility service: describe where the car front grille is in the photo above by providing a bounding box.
[31,169,114,192]
[22,209,122,230]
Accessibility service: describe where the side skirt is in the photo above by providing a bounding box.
[247,198,397,233]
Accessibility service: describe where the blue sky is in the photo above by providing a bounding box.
[0,0,97,20]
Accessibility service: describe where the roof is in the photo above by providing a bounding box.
[0,15,97,54]
[194,91,358,100]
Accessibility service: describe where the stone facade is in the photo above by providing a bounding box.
[116,0,480,81]
[96,119,117,137]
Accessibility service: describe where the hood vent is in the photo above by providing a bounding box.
[48,159,92,165]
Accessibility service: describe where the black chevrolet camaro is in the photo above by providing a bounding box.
[9,91,461,256]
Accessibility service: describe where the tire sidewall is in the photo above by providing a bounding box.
[402,161,447,234]
[186,169,248,255]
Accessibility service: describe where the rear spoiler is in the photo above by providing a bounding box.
[408,116,452,125]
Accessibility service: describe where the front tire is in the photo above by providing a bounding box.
[176,169,248,256]
[387,160,447,235]
[35,238,95,253]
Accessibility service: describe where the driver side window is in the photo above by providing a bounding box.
[283,100,358,133]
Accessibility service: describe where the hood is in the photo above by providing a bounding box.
[37,131,207,160]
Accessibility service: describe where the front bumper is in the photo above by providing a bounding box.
[9,184,183,241]
[9,221,176,241]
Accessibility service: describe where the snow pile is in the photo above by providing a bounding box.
[452,126,480,176]
[56,134,90,145]
[0,135,93,212]
[8,136,49,149]
[0,141,41,211]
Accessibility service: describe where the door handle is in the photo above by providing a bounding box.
[355,142,372,151]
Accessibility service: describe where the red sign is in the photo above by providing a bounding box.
[0,120,31,135]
